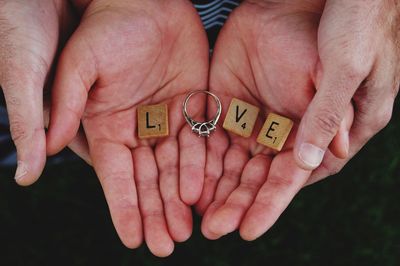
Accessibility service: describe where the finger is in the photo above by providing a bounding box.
[213,144,249,202]
[307,119,375,186]
[133,147,174,258]
[328,104,354,159]
[308,56,399,184]
[1,79,46,186]
[201,144,249,239]
[240,151,311,241]
[179,91,207,206]
[201,200,223,240]
[155,137,192,243]
[206,155,272,238]
[0,0,63,185]
[294,61,369,171]
[89,140,143,249]
[350,54,398,140]
[66,130,91,165]
[196,88,230,215]
[179,125,206,205]
[47,32,97,155]
[195,126,229,215]
[44,101,91,165]
[306,150,347,186]
[308,97,395,185]
[319,95,392,182]
[0,23,50,185]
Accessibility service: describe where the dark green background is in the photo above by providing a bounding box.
[0,101,399,266]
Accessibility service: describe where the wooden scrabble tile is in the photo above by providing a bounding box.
[257,113,293,151]
[223,98,260,138]
[137,104,169,139]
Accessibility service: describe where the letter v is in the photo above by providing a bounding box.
[235,105,247,123]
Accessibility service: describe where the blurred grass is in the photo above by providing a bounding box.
[0,100,399,266]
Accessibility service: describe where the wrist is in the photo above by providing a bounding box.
[69,0,92,13]
[242,0,326,12]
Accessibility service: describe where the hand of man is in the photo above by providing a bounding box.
[0,0,90,186]
[295,0,400,184]
[198,0,399,241]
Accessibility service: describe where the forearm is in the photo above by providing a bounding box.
[242,0,326,11]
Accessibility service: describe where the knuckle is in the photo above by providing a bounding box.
[7,95,21,106]
[142,210,164,221]
[9,116,27,143]
[101,172,135,192]
[137,178,158,192]
[223,169,241,183]
[239,181,261,192]
[111,194,137,209]
[163,197,182,208]
[161,165,177,178]
[320,160,344,177]
[254,197,277,213]
[327,165,342,176]
[267,175,294,189]
[312,109,342,137]
[341,60,368,83]
[204,173,220,184]
[225,200,247,211]
[180,162,203,173]
[373,107,393,131]
[102,171,131,182]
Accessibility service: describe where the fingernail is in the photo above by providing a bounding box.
[298,143,325,169]
[15,161,28,181]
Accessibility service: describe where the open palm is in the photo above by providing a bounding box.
[198,1,329,241]
[47,0,209,257]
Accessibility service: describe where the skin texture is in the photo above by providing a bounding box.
[0,0,90,186]
[1,0,398,258]
[47,0,209,257]
[296,0,400,182]
[197,0,399,241]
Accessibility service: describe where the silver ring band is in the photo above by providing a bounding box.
[183,90,222,137]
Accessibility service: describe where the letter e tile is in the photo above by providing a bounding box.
[257,113,293,151]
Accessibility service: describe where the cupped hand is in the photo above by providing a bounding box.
[0,0,90,186]
[197,0,319,241]
[47,0,209,257]
[198,0,399,241]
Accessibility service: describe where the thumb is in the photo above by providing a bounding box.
[46,32,97,155]
[294,67,364,170]
[1,80,46,186]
